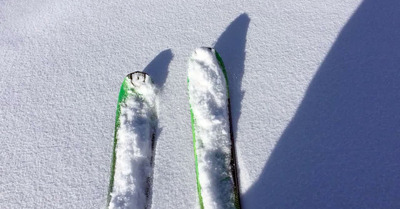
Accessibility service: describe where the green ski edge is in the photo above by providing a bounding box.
[106,71,151,208]
[187,48,241,209]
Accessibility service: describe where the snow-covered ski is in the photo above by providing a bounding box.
[107,72,158,209]
[187,47,241,209]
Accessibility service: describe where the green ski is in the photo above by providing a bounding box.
[187,47,241,209]
[107,72,157,209]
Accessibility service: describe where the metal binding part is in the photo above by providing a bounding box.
[127,71,148,86]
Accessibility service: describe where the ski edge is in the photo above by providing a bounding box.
[188,47,242,209]
[106,71,157,209]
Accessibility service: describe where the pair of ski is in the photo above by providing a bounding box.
[107,47,241,209]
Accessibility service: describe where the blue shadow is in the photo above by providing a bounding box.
[144,49,173,88]
[215,13,250,140]
[243,1,400,208]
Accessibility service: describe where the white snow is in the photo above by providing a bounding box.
[109,73,157,209]
[188,47,235,209]
[4,1,400,209]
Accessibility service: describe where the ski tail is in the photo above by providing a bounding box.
[188,47,241,209]
[107,72,158,209]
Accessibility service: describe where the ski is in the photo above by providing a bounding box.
[187,47,241,209]
[107,72,158,209]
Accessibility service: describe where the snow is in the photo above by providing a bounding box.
[2,0,400,209]
[188,47,236,209]
[108,73,157,209]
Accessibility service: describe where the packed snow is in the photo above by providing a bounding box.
[188,47,236,209]
[108,73,158,209]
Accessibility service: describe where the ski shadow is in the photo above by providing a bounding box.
[143,49,173,143]
[214,13,250,146]
[243,1,400,208]
[143,49,173,89]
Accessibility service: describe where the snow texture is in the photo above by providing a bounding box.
[109,73,157,209]
[2,0,400,208]
[188,48,235,209]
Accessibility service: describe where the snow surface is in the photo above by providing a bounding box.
[188,48,236,209]
[2,0,400,208]
[109,73,157,209]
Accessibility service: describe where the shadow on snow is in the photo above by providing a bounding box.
[143,49,173,89]
[244,1,400,208]
[215,13,250,149]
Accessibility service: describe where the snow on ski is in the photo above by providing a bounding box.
[187,47,241,209]
[107,72,158,209]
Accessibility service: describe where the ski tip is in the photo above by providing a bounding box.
[191,47,218,63]
[196,47,214,53]
[201,46,213,51]
[126,71,152,87]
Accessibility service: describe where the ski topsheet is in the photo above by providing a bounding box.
[187,47,241,209]
[107,72,158,209]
